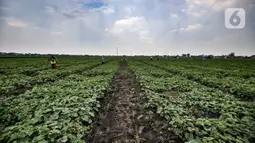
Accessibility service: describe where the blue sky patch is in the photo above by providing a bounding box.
[85,1,104,8]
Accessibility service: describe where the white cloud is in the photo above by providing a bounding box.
[210,0,236,11]
[139,30,153,43]
[0,7,11,11]
[51,31,63,36]
[186,1,206,17]
[111,17,146,33]
[171,23,203,32]
[184,23,203,31]
[207,33,239,44]
[196,0,236,11]
[124,5,136,15]
[32,26,45,31]
[45,6,57,13]
[189,10,206,18]
[106,16,153,43]
[170,13,179,18]
[6,18,30,28]
[90,5,115,15]
[62,8,85,18]
[185,0,237,18]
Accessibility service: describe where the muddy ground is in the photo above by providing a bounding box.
[87,61,182,143]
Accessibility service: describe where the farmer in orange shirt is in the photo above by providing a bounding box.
[48,55,57,69]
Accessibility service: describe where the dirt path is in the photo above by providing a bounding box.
[88,61,182,143]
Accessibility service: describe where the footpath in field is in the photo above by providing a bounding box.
[88,61,182,143]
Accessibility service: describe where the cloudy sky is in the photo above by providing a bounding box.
[0,0,254,55]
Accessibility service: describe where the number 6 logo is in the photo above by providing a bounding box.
[225,8,246,29]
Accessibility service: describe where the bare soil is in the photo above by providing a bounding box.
[88,61,182,143]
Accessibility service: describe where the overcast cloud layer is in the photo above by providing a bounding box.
[0,0,254,55]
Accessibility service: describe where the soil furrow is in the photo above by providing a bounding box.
[88,61,182,143]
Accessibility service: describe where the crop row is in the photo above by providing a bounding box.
[0,59,110,96]
[140,60,255,101]
[129,61,255,142]
[145,58,255,78]
[0,58,48,70]
[179,64,255,79]
[164,61,255,83]
[143,60,255,85]
[0,63,87,76]
[157,58,255,72]
[0,57,104,75]
[0,61,118,143]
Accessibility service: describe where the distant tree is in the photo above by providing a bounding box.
[182,54,187,57]
[228,52,235,58]
[187,53,190,57]
[207,55,214,59]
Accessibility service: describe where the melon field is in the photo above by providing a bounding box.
[0,56,254,143]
